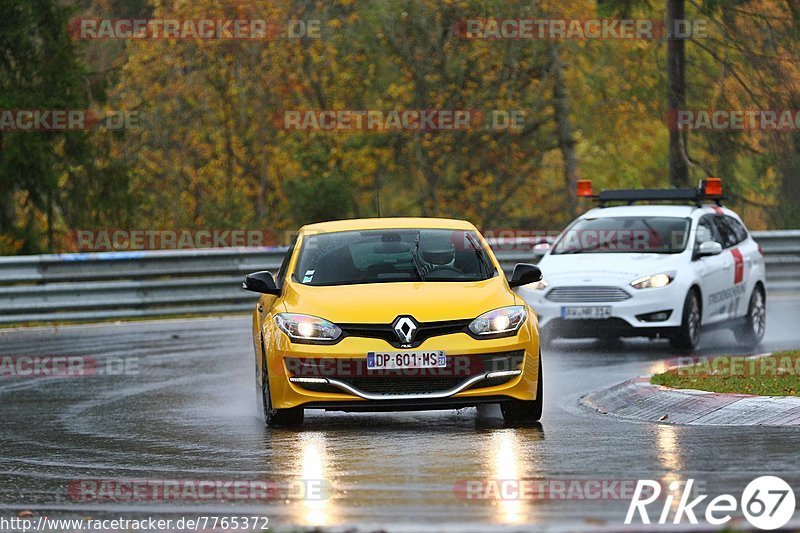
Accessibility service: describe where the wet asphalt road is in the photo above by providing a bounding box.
[1,296,800,532]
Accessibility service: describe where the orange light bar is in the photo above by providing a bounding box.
[702,177,723,197]
[576,179,594,197]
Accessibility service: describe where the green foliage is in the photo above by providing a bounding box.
[1,0,798,254]
[651,352,800,396]
[0,0,135,253]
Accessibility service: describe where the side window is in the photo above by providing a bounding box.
[713,216,740,249]
[276,238,297,287]
[726,216,748,244]
[695,216,721,247]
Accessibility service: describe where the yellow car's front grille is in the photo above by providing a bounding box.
[336,318,472,348]
[288,350,525,398]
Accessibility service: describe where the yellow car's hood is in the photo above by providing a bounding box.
[281,276,516,323]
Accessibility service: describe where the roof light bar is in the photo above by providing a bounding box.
[578,178,725,207]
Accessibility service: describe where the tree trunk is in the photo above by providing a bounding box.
[551,45,579,217]
[667,0,691,187]
[774,132,800,229]
[46,189,54,253]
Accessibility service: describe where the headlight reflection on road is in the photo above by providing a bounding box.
[298,432,336,527]
[647,360,670,376]
[655,423,684,514]
[491,431,525,525]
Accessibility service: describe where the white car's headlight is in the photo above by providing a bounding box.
[468,306,527,338]
[275,313,342,343]
[630,273,673,289]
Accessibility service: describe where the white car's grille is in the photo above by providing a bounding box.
[545,286,631,303]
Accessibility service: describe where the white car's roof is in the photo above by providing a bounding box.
[580,204,725,219]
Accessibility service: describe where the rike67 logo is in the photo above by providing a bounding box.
[626,476,796,530]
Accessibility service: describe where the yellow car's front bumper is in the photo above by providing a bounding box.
[264,325,541,410]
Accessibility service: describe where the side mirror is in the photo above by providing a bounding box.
[242,271,281,295]
[695,241,723,258]
[509,263,543,288]
[533,242,551,254]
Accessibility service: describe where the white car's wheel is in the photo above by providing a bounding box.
[670,290,701,352]
[735,286,766,347]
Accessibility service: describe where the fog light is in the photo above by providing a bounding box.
[636,310,672,322]
[485,369,522,379]
[289,377,329,384]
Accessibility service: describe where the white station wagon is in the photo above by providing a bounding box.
[517,179,766,350]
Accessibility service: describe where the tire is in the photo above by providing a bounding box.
[255,360,264,419]
[670,290,701,352]
[735,285,766,347]
[500,353,543,425]
[261,355,304,428]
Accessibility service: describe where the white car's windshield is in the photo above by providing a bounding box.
[294,229,496,286]
[552,216,691,255]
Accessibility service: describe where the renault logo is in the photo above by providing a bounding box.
[392,316,418,344]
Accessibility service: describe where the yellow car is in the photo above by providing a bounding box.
[243,218,544,427]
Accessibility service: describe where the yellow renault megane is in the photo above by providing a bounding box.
[243,218,544,427]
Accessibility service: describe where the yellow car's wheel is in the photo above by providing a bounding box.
[500,353,543,425]
[260,352,304,428]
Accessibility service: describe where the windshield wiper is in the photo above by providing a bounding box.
[465,233,491,278]
[410,232,426,281]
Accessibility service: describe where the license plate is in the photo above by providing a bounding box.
[561,306,612,320]
[367,350,446,370]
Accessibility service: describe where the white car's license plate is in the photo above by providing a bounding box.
[367,350,446,370]
[561,306,612,320]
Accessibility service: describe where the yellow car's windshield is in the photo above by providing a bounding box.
[294,229,496,286]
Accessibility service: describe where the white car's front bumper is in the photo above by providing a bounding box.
[518,281,686,338]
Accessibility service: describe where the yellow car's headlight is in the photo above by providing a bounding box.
[468,306,527,338]
[275,313,342,344]
[630,273,673,289]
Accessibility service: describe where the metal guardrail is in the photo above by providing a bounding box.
[753,230,800,293]
[0,230,797,324]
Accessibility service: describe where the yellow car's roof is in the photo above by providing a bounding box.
[300,217,476,234]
